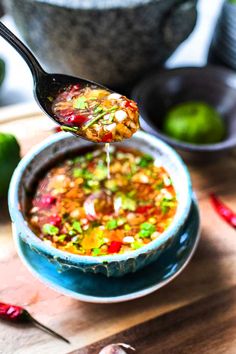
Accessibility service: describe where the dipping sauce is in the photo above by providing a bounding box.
[28,146,177,256]
[51,84,140,143]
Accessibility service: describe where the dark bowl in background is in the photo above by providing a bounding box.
[132,66,236,162]
[2,0,197,88]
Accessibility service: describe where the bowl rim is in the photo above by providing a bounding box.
[132,65,236,152]
[8,131,192,265]
[34,0,163,10]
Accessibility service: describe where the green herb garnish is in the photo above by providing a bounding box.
[73,96,88,110]
[57,234,67,242]
[160,197,176,214]
[72,221,82,233]
[61,126,79,133]
[92,248,101,256]
[42,224,59,236]
[138,154,154,168]
[138,222,156,238]
[82,106,118,130]
[106,219,118,230]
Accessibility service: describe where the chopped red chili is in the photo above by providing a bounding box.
[49,214,62,227]
[210,193,236,229]
[136,205,153,214]
[108,241,123,254]
[66,114,89,126]
[101,132,113,143]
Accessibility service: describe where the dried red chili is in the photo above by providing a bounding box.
[210,194,236,229]
[0,302,69,343]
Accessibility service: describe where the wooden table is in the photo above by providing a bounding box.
[0,103,236,354]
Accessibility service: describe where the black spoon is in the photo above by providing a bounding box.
[0,21,116,136]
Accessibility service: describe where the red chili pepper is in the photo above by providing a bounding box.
[124,100,138,111]
[0,302,69,343]
[101,132,113,143]
[49,214,61,227]
[69,84,80,93]
[66,114,89,126]
[210,194,236,229]
[136,205,153,214]
[108,241,122,254]
[55,126,62,133]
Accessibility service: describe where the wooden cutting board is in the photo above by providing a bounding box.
[0,103,236,354]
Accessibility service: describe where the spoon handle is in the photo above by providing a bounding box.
[0,21,45,81]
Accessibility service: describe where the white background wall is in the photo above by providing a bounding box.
[0,0,225,106]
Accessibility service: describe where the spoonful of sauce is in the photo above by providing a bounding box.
[0,22,139,143]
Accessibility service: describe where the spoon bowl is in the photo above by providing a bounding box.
[34,71,114,130]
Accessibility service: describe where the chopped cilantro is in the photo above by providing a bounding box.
[42,224,59,236]
[138,154,154,168]
[138,229,151,238]
[73,168,93,179]
[138,222,156,238]
[73,96,88,110]
[72,221,82,233]
[106,219,118,230]
[92,248,101,256]
[57,234,67,242]
[160,197,176,214]
[83,170,94,179]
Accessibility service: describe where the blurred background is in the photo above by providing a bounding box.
[0,0,225,106]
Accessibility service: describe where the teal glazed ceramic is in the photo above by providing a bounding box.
[9,131,193,277]
[13,198,200,303]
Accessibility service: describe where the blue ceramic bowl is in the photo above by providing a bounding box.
[8,131,192,277]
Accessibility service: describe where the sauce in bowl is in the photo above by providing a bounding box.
[51,84,140,143]
[27,146,177,257]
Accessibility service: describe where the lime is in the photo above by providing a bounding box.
[0,133,21,196]
[0,58,5,87]
[163,101,226,144]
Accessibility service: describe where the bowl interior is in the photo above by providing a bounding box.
[133,67,236,150]
[11,131,192,263]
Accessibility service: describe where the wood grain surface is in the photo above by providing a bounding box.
[0,103,236,354]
